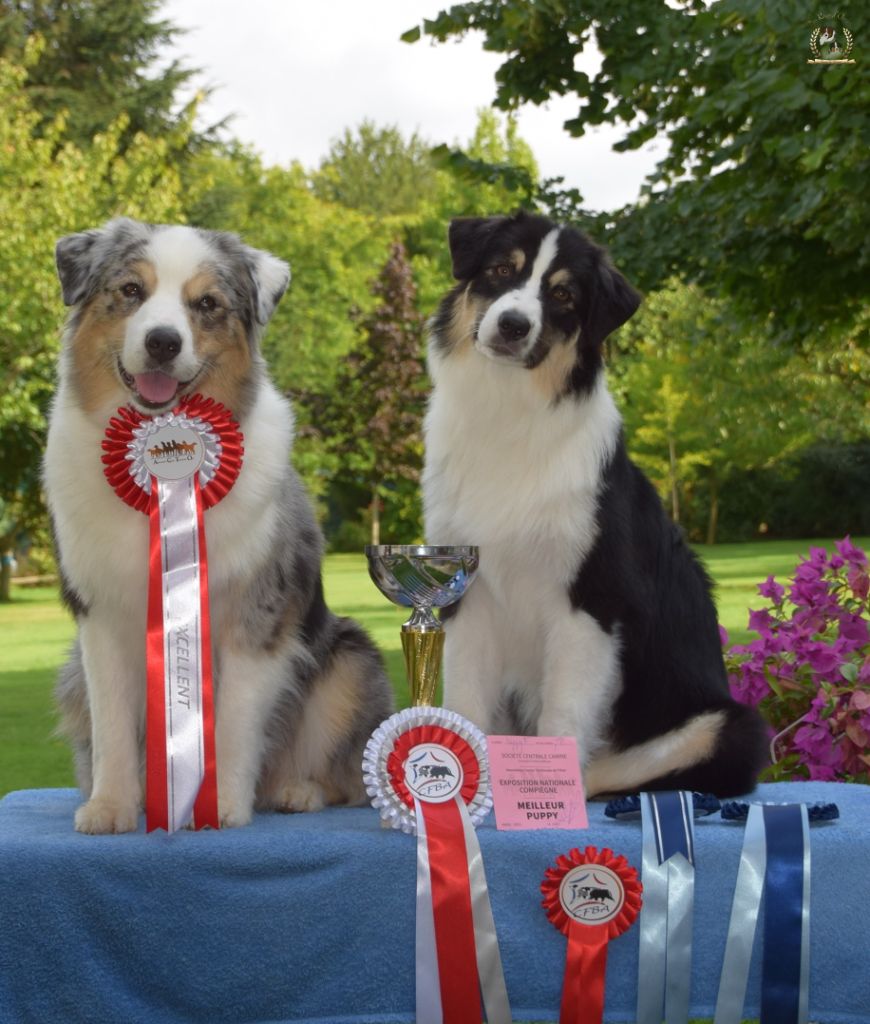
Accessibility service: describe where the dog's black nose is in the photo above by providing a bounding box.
[145,327,182,364]
[497,311,531,343]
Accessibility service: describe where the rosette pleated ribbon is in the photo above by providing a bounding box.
[102,396,243,832]
[362,706,511,1024]
[541,846,642,1024]
[714,803,814,1024]
[636,791,697,1024]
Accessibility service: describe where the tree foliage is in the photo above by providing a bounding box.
[0,48,188,596]
[611,279,869,542]
[312,121,438,218]
[324,240,428,544]
[0,0,205,147]
[409,0,870,341]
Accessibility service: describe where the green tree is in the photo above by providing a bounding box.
[0,0,206,147]
[312,121,439,219]
[612,281,821,543]
[409,1,870,342]
[0,50,187,599]
[325,240,428,545]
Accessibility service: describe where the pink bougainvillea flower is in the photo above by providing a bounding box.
[807,764,839,781]
[836,535,868,566]
[747,607,774,635]
[848,566,869,600]
[725,537,868,784]
[838,612,870,649]
[757,575,785,602]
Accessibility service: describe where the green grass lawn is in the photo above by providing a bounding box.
[1,536,866,797]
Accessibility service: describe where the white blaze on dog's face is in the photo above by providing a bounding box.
[474,227,560,364]
[433,213,641,401]
[55,218,290,419]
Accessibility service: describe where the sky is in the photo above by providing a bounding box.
[162,0,662,213]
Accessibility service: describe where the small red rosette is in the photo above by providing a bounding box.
[363,707,510,1023]
[541,846,642,1024]
[101,395,243,833]
[101,394,243,513]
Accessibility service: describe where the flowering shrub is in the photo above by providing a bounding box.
[723,537,870,784]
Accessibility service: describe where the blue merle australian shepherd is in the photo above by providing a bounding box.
[423,212,767,797]
[45,218,393,832]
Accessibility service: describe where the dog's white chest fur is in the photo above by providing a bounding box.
[423,347,624,754]
[44,382,293,622]
[424,349,621,563]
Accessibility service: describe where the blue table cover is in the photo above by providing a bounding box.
[0,782,867,1023]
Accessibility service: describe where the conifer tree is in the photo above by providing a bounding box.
[0,0,204,145]
[328,240,428,544]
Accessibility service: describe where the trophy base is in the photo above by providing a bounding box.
[401,627,445,707]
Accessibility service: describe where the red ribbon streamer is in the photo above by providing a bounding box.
[420,799,481,1024]
[561,927,609,1024]
[145,487,168,832]
[542,847,642,1024]
[103,395,242,833]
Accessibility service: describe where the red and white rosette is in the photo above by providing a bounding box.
[541,846,642,1024]
[363,706,511,1024]
[102,395,243,833]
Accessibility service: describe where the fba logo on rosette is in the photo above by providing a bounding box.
[560,863,626,926]
[100,394,243,832]
[404,744,464,803]
[361,705,511,1021]
[542,846,642,1024]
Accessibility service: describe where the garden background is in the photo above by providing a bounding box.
[0,1,867,791]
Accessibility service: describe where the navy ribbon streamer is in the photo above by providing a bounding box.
[636,791,696,1024]
[714,803,811,1024]
[651,791,694,866]
[761,805,806,1024]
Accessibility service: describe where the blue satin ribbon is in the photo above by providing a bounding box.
[714,803,810,1024]
[761,804,810,1024]
[636,791,695,1024]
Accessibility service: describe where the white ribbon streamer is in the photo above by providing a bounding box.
[714,803,767,1024]
[799,808,811,1024]
[157,475,205,832]
[460,796,512,1024]
[637,792,695,1024]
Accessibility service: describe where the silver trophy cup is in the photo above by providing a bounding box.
[365,545,479,706]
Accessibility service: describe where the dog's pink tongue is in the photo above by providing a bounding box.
[134,372,179,404]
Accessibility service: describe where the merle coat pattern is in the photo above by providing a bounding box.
[46,218,393,833]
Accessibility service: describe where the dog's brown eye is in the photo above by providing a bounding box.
[495,264,513,278]
[197,294,218,313]
[120,282,143,300]
[551,285,571,302]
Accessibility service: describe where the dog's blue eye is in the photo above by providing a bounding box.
[120,282,142,300]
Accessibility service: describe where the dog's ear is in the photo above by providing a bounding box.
[447,216,507,280]
[583,258,641,348]
[55,229,104,306]
[247,248,291,325]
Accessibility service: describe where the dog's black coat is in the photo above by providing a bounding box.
[570,440,768,794]
[427,211,769,798]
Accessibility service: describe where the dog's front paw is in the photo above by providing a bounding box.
[75,797,139,834]
[275,780,326,813]
[219,798,253,829]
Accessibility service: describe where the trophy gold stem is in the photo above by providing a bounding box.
[401,627,445,707]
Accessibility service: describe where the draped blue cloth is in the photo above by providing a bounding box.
[0,782,867,1024]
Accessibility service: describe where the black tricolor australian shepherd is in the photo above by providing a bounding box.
[423,212,767,797]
